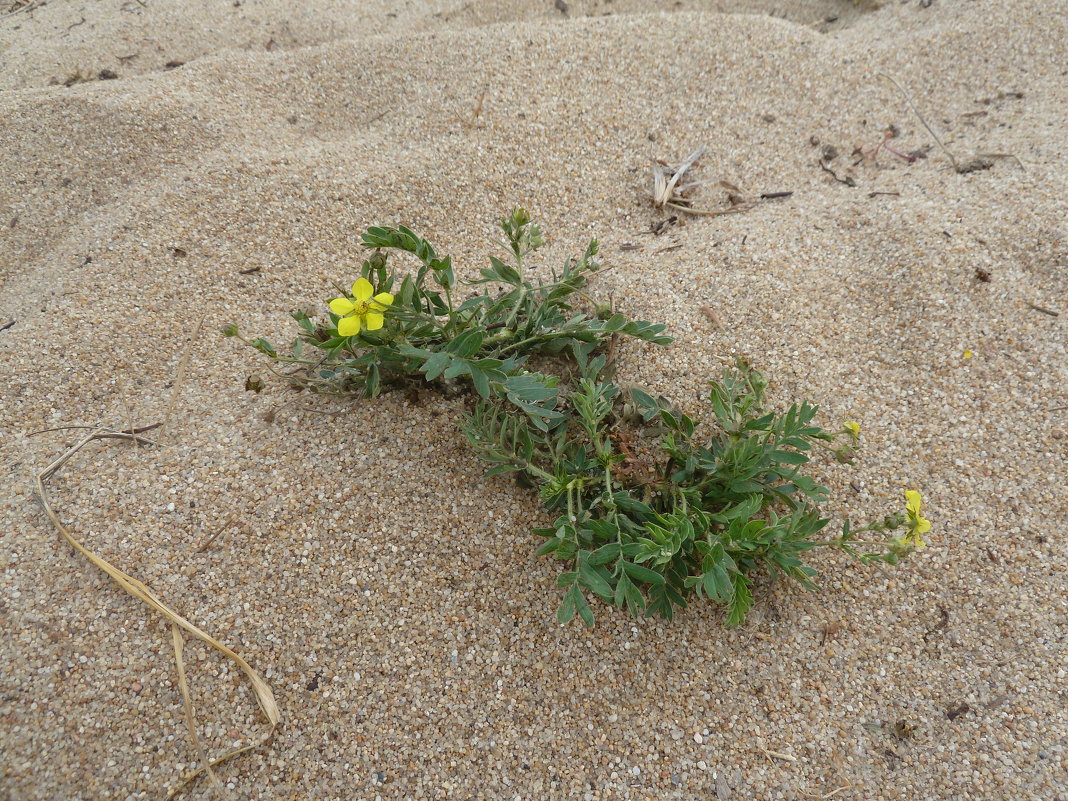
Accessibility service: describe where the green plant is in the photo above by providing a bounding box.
[225,208,668,425]
[229,209,928,626]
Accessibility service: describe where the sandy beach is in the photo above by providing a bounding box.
[1,1,1065,799]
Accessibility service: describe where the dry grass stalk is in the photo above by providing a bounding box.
[878,72,1023,174]
[194,513,240,553]
[653,145,707,208]
[172,624,229,799]
[1,0,43,18]
[759,746,798,762]
[652,145,758,217]
[120,386,139,450]
[164,742,265,800]
[800,786,853,800]
[32,426,279,799]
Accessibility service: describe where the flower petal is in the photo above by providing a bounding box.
[915,517,931,535]
[372,291,394,308]
[905,490,922,514]
[352,277,374,302]
[329,297,355,315]
[363,312,384,331]
[337,315,362,337]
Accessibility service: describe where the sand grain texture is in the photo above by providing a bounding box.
[1,1,1066,799]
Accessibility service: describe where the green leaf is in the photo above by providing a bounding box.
[576,592,595,628]
[442,359,469,380]
[701,563,733,602]
[504,374,558,402]
[536,538,562,556]
[611,492,654,517]
[454,296,486,315]
[771,450,809,465]
[366,365,381,398]
[250,338,277,357]
[587,543,621,565]
[621,561,666,586]
[744,413,775,431]
[556,585,578,624]
[488,256,521,284]
[614,573,646,616]
[468,366,490,398]
[421,351,450,381]
[578,555,614,600]
[659,409,679,430]
[446,329,485,358]
[726,575,753,626]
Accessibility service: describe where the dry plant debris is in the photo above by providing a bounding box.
[32,426,279,798]
[878,72,1023,174]
[652,146,794,217]
[651,145,758,217]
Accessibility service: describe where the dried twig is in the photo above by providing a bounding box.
[32,428,279,799]
[819,160,856,187]
[878,72,1023,174]
[120,387,139,450]
[758,747,798,762]
[800,786,852,799]
[1,0,43,19]
[194,513,240,553]
[1027,302,1059,317]
[164,742,265,800]
[653,150,761,216]
[172,625,229,799]
[665,200,756,217]
[653,146,790,216]
[28,422,161,442]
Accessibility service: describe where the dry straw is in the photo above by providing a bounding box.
[652,144,759,217]
[32,314,278,798]
[33,427,279,798]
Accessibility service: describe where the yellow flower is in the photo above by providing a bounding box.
[844,421,860,438]
[963,349,973,359]
[904,490,931,548]
[329,277,393,337]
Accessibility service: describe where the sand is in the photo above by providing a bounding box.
[1,0,1065,799]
